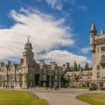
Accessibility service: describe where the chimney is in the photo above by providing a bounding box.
[7,61,11,65]
[39,60,45,69]
[66,62,70,67]
[50,62,57,70]
[0,62,4,67]
[39,60,45,65]
[50,62,56,65]
[66,62,71,71]
[62,64,66,71]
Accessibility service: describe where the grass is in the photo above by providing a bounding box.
[0,90,48,105]
[77,93,105,105]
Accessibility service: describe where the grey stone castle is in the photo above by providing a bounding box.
[0,37,70,89]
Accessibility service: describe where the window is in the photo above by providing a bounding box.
[97,48,99,53]
[11,75,14,81]
[101,39,105,44]
[101,47,105,52]
[101,55,105,61]
[102,77,105,80]
[95,38,105,45]
[97,65,100,70]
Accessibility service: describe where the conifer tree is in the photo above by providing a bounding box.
[77,64,81,71]
[73,61,78,71]
[71,66,74,71]
[84,62,89,70]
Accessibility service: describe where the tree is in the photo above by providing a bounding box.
[73,61,78,71]
[84,62,89,70]
[71,66,74,71]
[77,64,81,71]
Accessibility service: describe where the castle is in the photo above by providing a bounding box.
[63,22,105,88]
[0,37,68,89]
[0,22,105,89]
[90,22,105,83]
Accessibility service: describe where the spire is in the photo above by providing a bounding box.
[90,22,97,34]
[101,29,104,34]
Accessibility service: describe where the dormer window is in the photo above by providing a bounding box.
[101,47,105,52]
[97,65,100,70]
[100,55,105,66]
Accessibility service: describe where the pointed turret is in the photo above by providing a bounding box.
[90,22,97,34]
[90,22,96,52]
[101,29,104,34]
[23,36,34,66]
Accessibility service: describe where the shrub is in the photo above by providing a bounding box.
[71,85,76,88]
[89,83,98,91]
[101,87,105,90]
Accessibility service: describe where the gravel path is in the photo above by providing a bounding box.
[29,88,91,105]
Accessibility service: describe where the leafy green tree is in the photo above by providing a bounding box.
[84,62,89,70]
[64,75,70,81]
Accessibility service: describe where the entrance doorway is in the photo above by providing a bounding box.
[46,76,50,87]
[51,76,54,87]
[35,74,40,86]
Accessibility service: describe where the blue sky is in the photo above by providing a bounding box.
[0,0,104,66]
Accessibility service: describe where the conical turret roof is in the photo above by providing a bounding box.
[90,22,97,33]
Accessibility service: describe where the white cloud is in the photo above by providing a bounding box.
[37,0,87,12]
[65,0,87,12]
[46,0,63,10]
[81,47,90,54]
[40,50,90,66]
[0,8,74,61]
[0,8,90,65]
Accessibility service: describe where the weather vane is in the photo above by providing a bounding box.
[27,35,30,42]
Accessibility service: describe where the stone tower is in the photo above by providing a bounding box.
[90,22,105,81]
[21,36,35,88]
[23,36,34,66]
[90,22,97,80]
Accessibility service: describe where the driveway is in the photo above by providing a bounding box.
[29,88,91,105]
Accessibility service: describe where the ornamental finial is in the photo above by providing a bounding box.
[27,35,30,42]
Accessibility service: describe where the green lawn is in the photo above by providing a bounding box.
[0,90,48,105]
[77,93,105,105]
